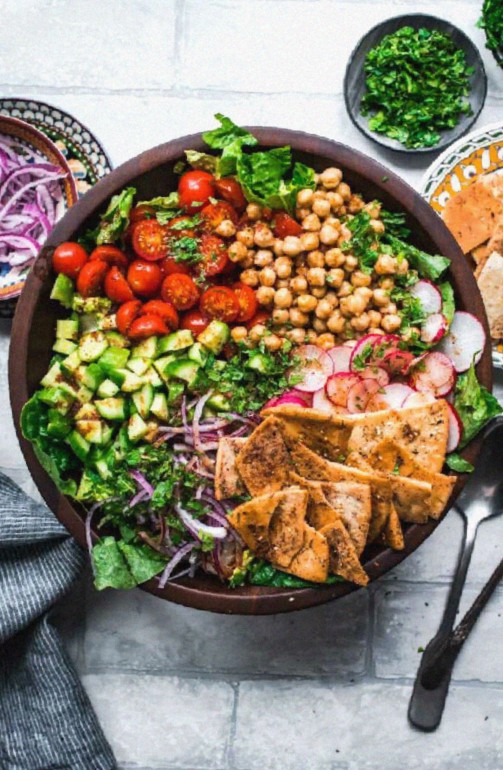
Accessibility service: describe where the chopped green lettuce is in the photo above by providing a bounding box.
[439,281,456,325]
[93,187,136,245]
[454,363,502,447]
[202,113,258,177]
[384,235,450,281]
[92,537,167,590]
[445,453,474,473]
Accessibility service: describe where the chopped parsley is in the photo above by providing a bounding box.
[479,0,503,65]
[168,235,203,264]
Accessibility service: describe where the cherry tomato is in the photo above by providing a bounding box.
[246,310,270,330]
[132,219,168,261]
[117,300,142,336]
[166,215,197,238]
[161,273,200,311]
[214,177,247,211]
[128,314,169,340]
[52,242,88,279]
[89,245,128,270]
[160,256,192,277]
[76,259,108,298]
[196,234,230,277]
[104,266,136,303]
[129,204,156,224]
[180,310,211,335]
[201,201,238,230]
[178,170,216,214]
[200,285,240,323]
[127,260,163,298]
[232,282,258,323]
[141,300,179,330]
[273,212,303,238]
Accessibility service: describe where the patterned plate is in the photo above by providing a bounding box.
[0,98,112,318]
[420,122,503,368]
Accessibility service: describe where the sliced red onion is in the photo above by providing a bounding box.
[158,542,196,588]
[130,469,154,498]
[192,391,213,453]
[130,489,149,508]
[175,502,227,540]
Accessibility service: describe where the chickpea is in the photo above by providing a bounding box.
[397,257,409,276]
[382,302,397,315]
[306,329,319,344]
[273,239,284,256]
[320,167,343,189]
[240,268,259,287]
[315,298,333,320]
[325,291,339,308]
[296,207,311,220]
[339,224,352,241]
[256,286,275,306]
[274,257,292,278]
[307,250,325,268]
[274,287,293,309]
[306,267,326,287]
[228,241,248,263]
[236,227,255,247]
[369,327,385,336]
[341,293,367,317]
[299,232,320,252]
[379,277,395,291]
[325,216,340,229]
[327,191,344,211]
[351,270,372,288]
[374,254,398,275]
[348,195,364,214]
[354,286,373,302]
[231,326,248,343]
[246,203,262,221]
[282,236,302,257]
[344,255,359,272]
[381,314,402,333]
[364,201,381,219]
[287,327,307,346]
[319,224,339,246]
[313,189,328,201]
[338,280,353,297]
[312,197,331,218]
[290,275,308,294]
[254,223,275,248]
[258,266,276,287]
[249,323,266,343]
[297,294,318,314]
[350,313,370,332]
[370,218,385,235]
[289,307,309,327]
[276,278,289,289]
[240,254,254,269]
[367,310,382,327]
[263,333,282,352]
[372,288,389,307]
[215,219,236,238]
[254,249,274,268]
[313,318,328,333]
[327,311,345,334]
[302,213,322,232]
[316,332,336,350]
[297,188,314,207]
[312,286,327,298]
[336,182,351,201]
[325,248,345,268]
[272,308,289,325]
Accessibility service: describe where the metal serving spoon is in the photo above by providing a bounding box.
[408,416,503,732]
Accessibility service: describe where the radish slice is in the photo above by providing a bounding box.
[291,344,334,392]
[366,383,415,411]
[360,365,390,387]
[349,334,382,369]
[312,387,335,413]
[291,389,313,406]
[265,393,309,410]
[327,345,352,373]
[343,339,358,349]
[409,351,456,397]
[410,279,442,314]
[326,372,361,407]
[437,311,486,373]
[347,379,381,413]
[380,347,415,376]
[421,313,448,344]
[446,403,462,452]
[402,390,436,408]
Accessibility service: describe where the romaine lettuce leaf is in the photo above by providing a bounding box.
[203,113,258,177]
[385,234,450,281]
[92,537,167,590]
[94,187,136,245]
[439,281,455,325]
[454,363,502,447]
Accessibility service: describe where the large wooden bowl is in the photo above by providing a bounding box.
[9,128,492,615]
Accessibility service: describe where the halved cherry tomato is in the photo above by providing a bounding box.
[261,207,273,222]
[128,314,169,340]
[52,242,88,279]
[200,285,240,323]
[141,300,179,330]
[129,204,156,224]
[117,300,142,336]
[180,310,211,335]
[104,266,136,303]
[132,219,168,261]
[76,259,108,298]
[246,310,270,330]
[196,234,230,277]
[161,273,200,311]
[89,245,128,270]
[232,282,258,323]
[160,256,192,277]
[201,201,238,230]
[214,177,247,211]
[127,260,163,297]
[273,212,303,238]
[178,170,216,214]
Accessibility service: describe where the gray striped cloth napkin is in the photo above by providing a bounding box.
[0,471,116,770]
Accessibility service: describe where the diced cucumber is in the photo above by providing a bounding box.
[75,385,94,403]
[101,313,117,331]
[132,383,154,419]
[206,393,231,412]
[197,320,229,354]
[56,318,78,341]
[73,295,112,315]
[105,330,129,349]
[167,380,185,405]
[101,424,114,446]
[52,338,77,356]
[97,378,120,398]
[60,350,81,376]
[144,367,163,388]
[150,392,169,421]
[98,346,130,372]
[95,458,112,480]
[154,354,177,381]
[75,420,104,444]
[74,362,105,391]
[50,273,74,309]
[118,370,143,392]
[144,419,160,443]
[38,386,73,413]
[79,331,109,363]
[165,358,200,386]
[58,381,79,401]
[132,336,158,359]
[127,357,151,376]
[157,329,194,355]
[75,403,100,421]
[95,397,127,421]
[68,430,91,461]
[41,361,63,387]
[127,413,148,443]
[47,409,72,439]
[188,342,209,367]
[75,470,95,500]
[79,312,100,334]
[247,352,270,374]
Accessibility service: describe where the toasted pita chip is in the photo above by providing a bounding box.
[236,417,291,496]
[320,521,369,586]
[286,525,330,583]
[268,486,308,569]
[227,492,279,557]
[262,405,352,461]
[381,504,404,550]
[477,251,503,340]
[214,437,247,500]
[442,179,503,253]
[346,401,449,473]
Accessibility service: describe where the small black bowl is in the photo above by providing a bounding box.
[344,14,488,154]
